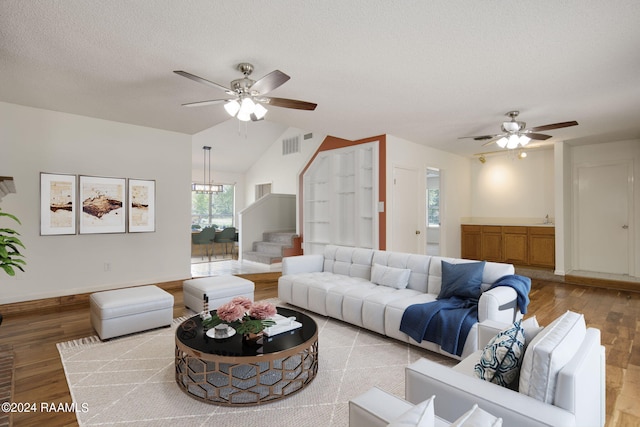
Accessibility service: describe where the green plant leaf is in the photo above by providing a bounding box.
[1,264,15,276]
[0,211,21,224]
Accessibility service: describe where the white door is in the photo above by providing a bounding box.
[392,166,423,254]
[575,160,632,275]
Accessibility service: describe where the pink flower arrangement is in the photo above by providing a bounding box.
[203,297,276,334]
[249,301,278,320]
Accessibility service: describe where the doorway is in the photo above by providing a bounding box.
[391,166,422,253]
[426,168,441,256]
[574,160,633,275]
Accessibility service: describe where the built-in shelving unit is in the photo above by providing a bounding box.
[303,142,378,254]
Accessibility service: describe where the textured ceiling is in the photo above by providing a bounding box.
[2,0,639,172]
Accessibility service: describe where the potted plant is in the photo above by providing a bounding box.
[0,208,26,325]
[203,297,276,344]
[0,208,26,276]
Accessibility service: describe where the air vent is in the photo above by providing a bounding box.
[282,135,300,156]
[303,133,313,140]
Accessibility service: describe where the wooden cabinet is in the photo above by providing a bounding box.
[461,225,555,268]
[503,226,528,265]
[481,226,503,262]
[529,227,556,268]
[461,225,481,260]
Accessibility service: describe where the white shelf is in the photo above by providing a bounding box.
[303,141,379,254]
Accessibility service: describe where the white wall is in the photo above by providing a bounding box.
[554,141,573,275]
[386,135,471,257]
[244,128,324,207]
[0,102,192,304]
[469,149,554,224]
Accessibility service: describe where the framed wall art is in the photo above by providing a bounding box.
[40,173,77,235]
[79,175,126,234]
[128,179,155,232]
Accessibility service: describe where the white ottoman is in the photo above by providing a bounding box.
[90,285,174,340]
[183,275,255,312]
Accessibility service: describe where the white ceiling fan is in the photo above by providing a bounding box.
[459,111,578,149]
[174,63,317,122]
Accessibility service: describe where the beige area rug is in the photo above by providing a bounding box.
[57,301,456,427]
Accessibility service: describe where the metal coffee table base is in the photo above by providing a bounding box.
[175,339,318,406]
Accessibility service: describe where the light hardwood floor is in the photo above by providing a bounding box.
[0,274,638,426]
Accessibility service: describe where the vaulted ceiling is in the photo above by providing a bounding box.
[2,1,639,172]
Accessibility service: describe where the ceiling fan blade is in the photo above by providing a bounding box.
[458,134,498,141]
[526,132,553,141]
[528,121,578,132]
[262,97,317,111]
[173,70,235,95]
[250,70,290,95]
[181,99,231,107]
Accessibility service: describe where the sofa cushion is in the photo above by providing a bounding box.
[474,320,525,387]
[438,261,486,300]
[371,263,411,289]
[323,245,374,279]
[372,251,431,292]
[518,310,586,404]
[387,394,435,427]
[450,404,502,427]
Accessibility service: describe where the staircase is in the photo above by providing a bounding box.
[243,230,299,264]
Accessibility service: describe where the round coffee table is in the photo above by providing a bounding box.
[175,307,318,406]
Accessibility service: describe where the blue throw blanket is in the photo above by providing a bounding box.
[399,274,531,356]
[400,296,478,356]
[489,274,531,314]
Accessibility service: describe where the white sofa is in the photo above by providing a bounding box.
[278,245,521,359]
[404,314,606,427]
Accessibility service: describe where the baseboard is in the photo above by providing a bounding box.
[0,272,283,318]
[0,279,186,318]
[564,275,640,292]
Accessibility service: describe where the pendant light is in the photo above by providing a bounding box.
[192,146,222,193]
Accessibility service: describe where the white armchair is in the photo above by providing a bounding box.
[349,387,451,427]
[404,314,606,427]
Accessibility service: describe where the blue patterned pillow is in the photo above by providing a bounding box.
[474,320,525,387]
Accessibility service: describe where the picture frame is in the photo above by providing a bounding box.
[79,175,126,234]
[40,173,77,235]
[128,179,155,232]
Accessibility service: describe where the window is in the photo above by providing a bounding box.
[255,183,271,200]
[427,188,440,227]
[191,184,235,229]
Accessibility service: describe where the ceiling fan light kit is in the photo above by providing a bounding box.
[174,62,317,123]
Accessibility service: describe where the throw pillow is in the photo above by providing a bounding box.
[371,263,412,289]
[474,320,525,387]
[387,395,435,427]
[438,261,486,300]
[518,310,586,404]
[450,404,503,427]
[521,315,544,346]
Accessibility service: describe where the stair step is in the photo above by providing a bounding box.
[253,241,288,256]
[243,251,282,264]
[263,231,297,244]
